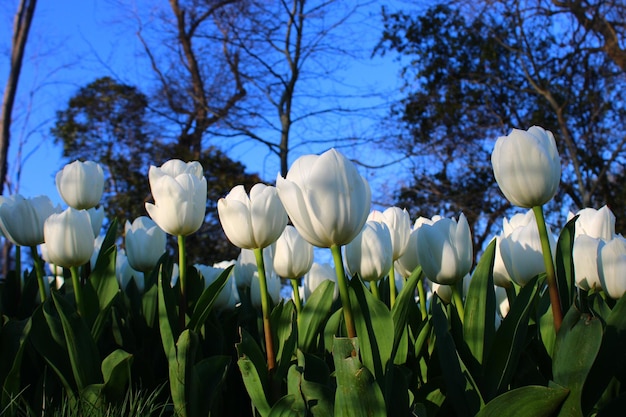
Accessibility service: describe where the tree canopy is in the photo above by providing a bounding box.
[379,0,626,252]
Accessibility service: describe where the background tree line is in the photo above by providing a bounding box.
[4,0,625,265]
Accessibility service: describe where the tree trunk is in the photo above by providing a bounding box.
[0,0,37,195]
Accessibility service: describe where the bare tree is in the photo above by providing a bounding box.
[0,0,37,194]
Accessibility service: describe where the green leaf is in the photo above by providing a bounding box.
[483,276,540,400]
[191,355,230,417]
[552,311,602,417]
[188,265,232,333]
[555,215,577,314]
[464,239,496,365]
[168,329,197,417]
[269,394,307,417]
[349,277,394,381]
[0,317,32,410]
[100,349,133,401]
[583,293,626,414]
[390,266,422,364]
[432,295,483,417]
[158,260,179,359]
[333,337,386,417]
[51,291,102,391]
[476,385,569,417]
[271,301,298,381]
[236,328,271,416]
[298,279,335,353]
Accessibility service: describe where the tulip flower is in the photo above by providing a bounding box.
[568,206,615,291]
[117,250,143,292]
[491,126,561,208]
[145,159,207,330]
[276,148,371,338]
[368,207,411,305]
[250,271,282,310]
[276,148,371,248]
[273,226,314,314]
[145,159,207,237]
[498,209,556,287]
[492,236,514,289]
[345,220,393,286]
[273,226,314,279]
[417,213,472,286]
[0,194,60,247]
[218,184,288,250]
[56,160,105,210]
[598,235,626,299]
[44,208,95,316]
[44,208,95,268]
[125,216,167,273]
[87,206,105,237]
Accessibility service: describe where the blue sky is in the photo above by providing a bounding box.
[1,0,408,209]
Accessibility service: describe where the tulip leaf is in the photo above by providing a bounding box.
[555,215,577,314]
[268,394,307,417]
[16,268,38,319]
[0,317,32,410]
[333,337,386,417]
[432,295,484,417]
[158,260,179,359]
[475,385,569,417]
[298,279,335,353]
[188,265,232,333]
[552,310,602,417]
[51,291,102,391]
[168,329,197,417]
[236,328,271,416]
[30,302,76,395]
[582,293,626,414]
[464,239,496,365]
[271,300,298,381]
[323,307,343,351]
[349,277,394,381]
[190,354,231,417]
[99,348,133,401]
[390,266,422,364]
[483,276,540,400]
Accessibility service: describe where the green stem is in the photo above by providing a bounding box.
[178,235,187,330]
[30,246,47,302]
[291,278,302,317]
[452,285,465,324]
[370,280,380,299]
[70,266,84,316]
[254,247,276,371]
[388,266,397,307]
[330,244,356,338]
[532,205,563,332]
[417,272,427,320]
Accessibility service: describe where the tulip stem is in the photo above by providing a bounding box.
[254,247,276,371]
[70,266,85,316]
[370,280,380,300]
[417,271,427,320]
[291,278,302,317]
[388,267,397,307]
[331,244,356,338]
[178,235,187,330]
[532,205,563,333]
[452,285,465,324]
[30,246,47,302]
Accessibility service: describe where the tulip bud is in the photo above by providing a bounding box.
[491,126,561,208]
[345,220,393,282]
[218,183,288,249]
[145,159,207,236]
[195,264,239,311]
[395,217,431,277]
[125,216,167,273]
[276,148,371,248]
[0,194,60,247]
[43,208,95,268]
[56,160,105,210]
[273,226,314,279]
[417,213,472,285]
[598,235,626,299]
